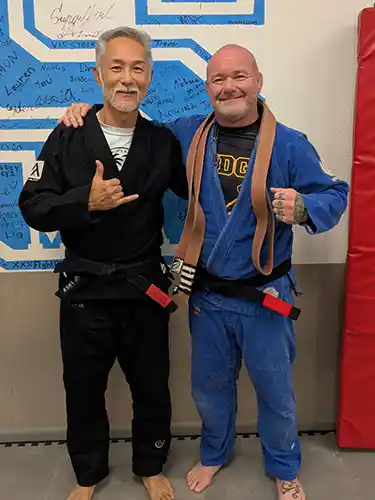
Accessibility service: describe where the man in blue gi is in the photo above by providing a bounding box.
[59,42,349,500]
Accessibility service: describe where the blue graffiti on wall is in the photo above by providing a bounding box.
[0,0,264,269]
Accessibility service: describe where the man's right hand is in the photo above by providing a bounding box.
[88,161,139,211]
[58,103,92,128]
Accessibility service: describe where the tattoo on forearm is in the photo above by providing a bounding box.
[280,481,301,499]
[294,194,307,223]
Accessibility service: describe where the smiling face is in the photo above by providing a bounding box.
[206,45,263,126]
[94,36,151,113]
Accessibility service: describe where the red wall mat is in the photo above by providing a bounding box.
[337,7,375,448]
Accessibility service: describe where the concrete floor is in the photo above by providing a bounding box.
[0,432,374,499]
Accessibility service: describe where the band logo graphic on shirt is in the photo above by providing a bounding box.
[28,161,45,182]
[111,147,130,169]
[216,153,249,212]
[217,154,249,178]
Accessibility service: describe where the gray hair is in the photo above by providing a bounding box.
[95,26,153,69]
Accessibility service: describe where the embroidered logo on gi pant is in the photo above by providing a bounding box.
[28,161,44,181]
[155,440,165,449]
[71,302,85,309]
[263,287,279,298]
[192,306,201,316]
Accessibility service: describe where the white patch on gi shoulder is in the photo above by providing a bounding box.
[28,161,44,182]
[155,440,165,449]
[263,287,279,298]
[319,161,337,181]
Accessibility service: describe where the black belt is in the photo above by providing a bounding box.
[193,259,301,321]
[54,255,178,313]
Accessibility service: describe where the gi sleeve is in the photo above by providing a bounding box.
[18,128,93,233]
[167,131,188,200]
[289,133,349,234]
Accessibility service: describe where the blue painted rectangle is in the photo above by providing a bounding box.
[0,162,31,250]
[0,119,58,130]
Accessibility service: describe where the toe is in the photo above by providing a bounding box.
[194,482,205,493]
[186,473,194,487]
[189,479,199,491]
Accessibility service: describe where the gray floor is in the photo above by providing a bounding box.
[0,433,374,499]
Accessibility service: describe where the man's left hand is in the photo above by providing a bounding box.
[270,187,308,224]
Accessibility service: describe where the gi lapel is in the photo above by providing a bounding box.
[83,106,120,180]
[118,114,151,196]
[171,99,277,304]
[83,108,151,196]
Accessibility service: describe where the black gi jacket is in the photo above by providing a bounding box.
[18,106,188,300]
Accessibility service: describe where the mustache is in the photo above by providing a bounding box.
[216,91,245,101]
[114,87,139,95]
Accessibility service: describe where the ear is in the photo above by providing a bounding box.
[148,67,154,85]
[93,66,102,86]
[257,72,264,93]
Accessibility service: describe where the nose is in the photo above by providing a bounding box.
[221,77,236,93]
[120,68,134,86]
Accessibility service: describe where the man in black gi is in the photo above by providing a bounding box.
[18,26,187,500]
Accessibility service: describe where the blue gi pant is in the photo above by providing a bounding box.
[188,274,301,480]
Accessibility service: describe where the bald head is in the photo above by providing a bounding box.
[205,44,263,127]
[207,44,259,80]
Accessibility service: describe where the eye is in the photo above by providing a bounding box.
[212,78,224,85]
[234,74,247,80]
[110,66,121,72]
[133,66,144,73]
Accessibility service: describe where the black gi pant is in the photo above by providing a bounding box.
[60,298,172,487]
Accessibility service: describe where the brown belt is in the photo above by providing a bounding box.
[171,99,277,302]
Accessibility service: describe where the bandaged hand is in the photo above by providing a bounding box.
[58,103,91,128]
[270,187,308,224]
[88,160,139,211]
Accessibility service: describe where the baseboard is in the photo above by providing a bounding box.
[0,422,335,444]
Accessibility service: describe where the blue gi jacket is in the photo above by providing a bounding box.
[165,115,349,281]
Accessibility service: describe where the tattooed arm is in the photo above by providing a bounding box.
[272,133,349,234]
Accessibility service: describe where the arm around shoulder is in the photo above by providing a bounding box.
[288,132,349,234]
[167,132,188,199]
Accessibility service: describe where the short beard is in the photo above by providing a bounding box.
[215,104,246,123]
[103,86,140,113]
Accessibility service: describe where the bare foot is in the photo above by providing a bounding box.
[142,474,174,500]
[186,462,222,493]
[67,485,96,500]
[276,478,306,499]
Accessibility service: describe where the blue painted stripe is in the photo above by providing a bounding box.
[0,119,56,129]
[0,0,9,37]
[0,257,61,270]
[0,142,44,155]
[152,39,211,61]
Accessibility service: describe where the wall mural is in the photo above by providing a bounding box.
[0,0,264,271]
